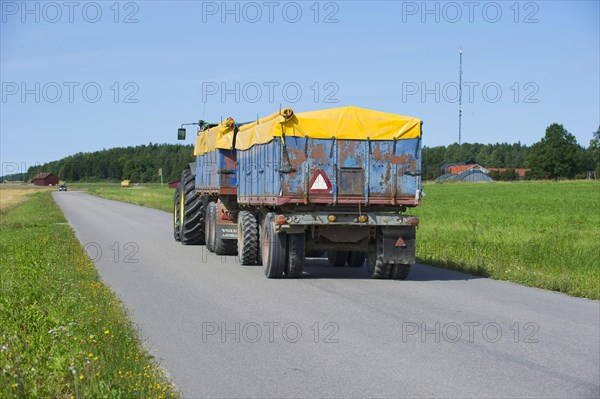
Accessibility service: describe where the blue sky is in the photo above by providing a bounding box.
[1,0,599,173]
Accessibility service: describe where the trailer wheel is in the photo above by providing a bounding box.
[347,252,366,267]
[205,202,216,252]
[238,211,259,265]
[327,251,349,267]
[173,183,181,242]
[367,228,392,279]
[261,213,286,278]
[179,170,205,245]
[389,263,411,280]
[286,233,305,278]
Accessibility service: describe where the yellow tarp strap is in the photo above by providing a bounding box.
[235,106,421,151]
[193,117,236,156]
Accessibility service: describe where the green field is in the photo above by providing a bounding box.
[0,192,180,398]
[78,180,600,299]
[73,183,174,213]
[415,181,600,299]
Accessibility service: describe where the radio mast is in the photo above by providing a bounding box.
[458,47,463,145]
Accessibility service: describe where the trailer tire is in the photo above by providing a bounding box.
[261,213,286,278]
[179,170,204,245]
[367,228,392,279]
[286,233,305,278]
[173,183,181,242]
[205,202,216,252]
[238,211,259,265]
[327,251,349,267]
[347,252,366,267]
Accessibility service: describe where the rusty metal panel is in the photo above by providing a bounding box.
[236,134,421,206]
[195,149,237,191]
[237,138,282,203]
[338,168,364,196]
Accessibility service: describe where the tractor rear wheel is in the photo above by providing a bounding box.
[179,170,204,245]
[173,184,181,242]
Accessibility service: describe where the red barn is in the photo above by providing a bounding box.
[33,172,59,186]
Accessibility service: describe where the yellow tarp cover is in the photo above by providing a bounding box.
[235,106,421,150]
[194,118,236,156]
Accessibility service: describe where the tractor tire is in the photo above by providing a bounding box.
[261,213,286,278]
[205,202,216,252]
[173,183,181,242]
[366,228,392,279]
[347,251,366,267]
[285,233,305,278]
[179,170,204,245]
[238,211,259,265]
[327,251,349,267]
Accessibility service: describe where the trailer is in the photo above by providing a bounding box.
[175,106,422,279]
[174,118,239,254]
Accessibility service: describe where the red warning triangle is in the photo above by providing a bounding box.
[309,170,332,193]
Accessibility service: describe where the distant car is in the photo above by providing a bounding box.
[59,184,67,191]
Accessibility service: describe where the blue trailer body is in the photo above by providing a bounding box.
[237,136,421,206]
[195,148,237,195]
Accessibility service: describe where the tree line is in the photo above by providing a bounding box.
[2,124,598,183]
[423,124,599,180]
[22,143,195,183]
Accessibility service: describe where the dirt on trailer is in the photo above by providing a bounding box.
[0,184,52,210]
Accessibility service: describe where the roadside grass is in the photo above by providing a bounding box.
[0,192,180,399]
[72,183,173,213]
[415,181,600,299]
[0,184,52,211]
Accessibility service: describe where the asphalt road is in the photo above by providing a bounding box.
[53,191,600,399]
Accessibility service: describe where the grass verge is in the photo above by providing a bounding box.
[73,183,173,213]
[0,184,52,211]
[414,181,600,299]
[0,192,180,398]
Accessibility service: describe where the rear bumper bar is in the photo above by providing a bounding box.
[278,212,419,228]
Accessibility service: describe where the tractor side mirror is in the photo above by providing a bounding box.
[177,128,186,140]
